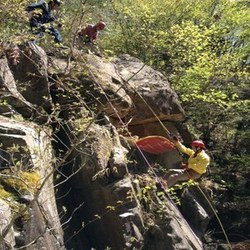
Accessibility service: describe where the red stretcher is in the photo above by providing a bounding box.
[135,136,175,155]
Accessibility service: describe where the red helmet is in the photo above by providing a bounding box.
[95,21,106,30]
[191,140,205,149]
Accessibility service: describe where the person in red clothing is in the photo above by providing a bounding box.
[78,21,106,43]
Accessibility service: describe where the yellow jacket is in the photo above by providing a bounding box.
[175,141,210,174]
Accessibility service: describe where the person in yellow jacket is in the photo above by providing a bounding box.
[163,136,210,188]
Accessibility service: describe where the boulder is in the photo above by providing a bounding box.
[113,54,185,125]
[8,42,52,110]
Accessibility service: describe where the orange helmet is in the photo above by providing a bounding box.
[95,21,106,30]
[191,140,205,149]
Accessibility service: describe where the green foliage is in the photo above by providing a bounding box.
[219,0,250,57]
[1,171,39,195]
[0,0,30,43]
[101,0,224,57]
[0,184,13,199]
[168,180,197,206]
[133,174,171,221]
[6,144,32,171]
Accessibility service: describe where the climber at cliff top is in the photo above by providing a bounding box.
[25,0,62,43]
[163,136,210,188]
[78,21,106,43]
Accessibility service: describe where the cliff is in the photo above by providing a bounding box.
[0,42,212,249]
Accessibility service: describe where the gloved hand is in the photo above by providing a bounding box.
[172,135,179,142]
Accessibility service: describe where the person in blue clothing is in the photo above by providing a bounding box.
[25,0,62,43]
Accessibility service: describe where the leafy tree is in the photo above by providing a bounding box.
[0,0,29,43]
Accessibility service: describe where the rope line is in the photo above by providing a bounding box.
[195,183,232,250]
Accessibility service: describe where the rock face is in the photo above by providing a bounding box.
[0,116,64,249]
[113,54,185,125]
[0,43,211,249]
[9,42,52,110]
[0,199,15,249]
